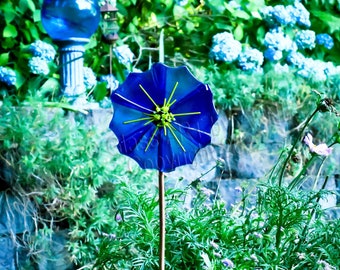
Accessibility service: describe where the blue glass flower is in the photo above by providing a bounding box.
[109,63,218,172]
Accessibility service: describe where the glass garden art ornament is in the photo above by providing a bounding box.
[109,63,218,172]
[41,0,100,103]
[109,62,218,269]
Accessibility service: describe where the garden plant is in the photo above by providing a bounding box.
[0,0,339,269]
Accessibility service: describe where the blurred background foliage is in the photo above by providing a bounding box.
[1,0,340,101]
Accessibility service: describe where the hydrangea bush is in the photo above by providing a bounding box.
[209,1,339,83]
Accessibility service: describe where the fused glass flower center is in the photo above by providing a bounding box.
[153,105,175,127]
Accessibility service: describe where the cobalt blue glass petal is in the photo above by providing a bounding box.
[158,128,201,172]
[109,62,218,172]
[113,71,164,110]
[171,84,218,145]
[109,101,151,140]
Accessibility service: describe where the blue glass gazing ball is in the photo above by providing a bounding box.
[41,0,100,41]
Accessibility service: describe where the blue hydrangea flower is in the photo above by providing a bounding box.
[264,48,283,61]
[83,67,97,89]
[323,61,338,76]
[0,66,16,86]
[238,48,264,72]
[260,6,275,24]
[295,30,315,50]
[286,51,305,68]
[287,41,298,52]
[264,28,292,51]
[316,33,334,50]
[100,74,119,91]
[113,45,134,66]
[274,63,290,73]
[261,2,310,28]
[28,57,50,75]
[210,32,242,63]
[292,1,311,28]
[297,58,327,81]
[29,40,56,61]
[271,5,295,25]
[109,63,218,172]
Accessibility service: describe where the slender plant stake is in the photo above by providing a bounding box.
[109,63,218,269]
[159,171,165,269]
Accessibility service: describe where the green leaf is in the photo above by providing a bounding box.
[18,0,36,14]
[39,78,60,95]
[256,25,266,44]
[173,5,187,20]
[3,24,18,38]
[214,22,233,31]
[185,21,195,34]
[33,9,41,22]
[25,20,40,40]
[233,24,244,41]
[0,53,9,66]
[93,82,108,101]
[3,9,16,23]
[233,9,251,20]
[310,10,340,33]
[206,0,226,14]
[27,0,36,13]
[15,71,26,89]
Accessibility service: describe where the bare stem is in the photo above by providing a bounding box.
[158,171,165,270]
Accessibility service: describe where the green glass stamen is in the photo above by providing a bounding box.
[145,126,159,152]
[122,81,195,152]
[173,112,201,117]
[166,82,178,106]
[139,84,158,108]
[168,124,186,152]
[168,99,177,107]
[124,117,152,124]
[143,119,154,126]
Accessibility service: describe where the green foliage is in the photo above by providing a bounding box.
[94,182,339,269]
[93,89,339,269]
[0,0,56,98]
[0,98,156,268]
